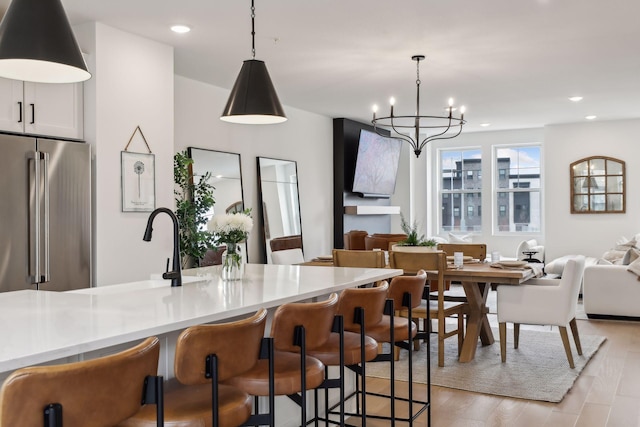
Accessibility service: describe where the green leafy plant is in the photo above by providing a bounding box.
[174,150,216,268]
[397,213,436,247]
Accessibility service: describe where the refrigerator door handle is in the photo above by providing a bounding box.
[42,152,50,283]
[27,151,40,284]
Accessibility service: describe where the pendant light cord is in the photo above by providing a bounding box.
[251,0,256,59]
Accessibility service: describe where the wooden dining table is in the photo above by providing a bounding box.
[427,262,538,363]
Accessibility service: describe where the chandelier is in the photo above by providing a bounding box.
[371,55,466,158]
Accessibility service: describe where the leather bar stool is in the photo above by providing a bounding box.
[387,271,432,425]
[120,310,269,427]
[0,336,163,427]
[266,293,378,426]
[337,281,421,425]
[225,305,327,426]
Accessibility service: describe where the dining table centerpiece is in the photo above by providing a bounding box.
[392,214,438,252]
[208,209,253,281]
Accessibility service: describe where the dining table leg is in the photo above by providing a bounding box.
[459,281,494,362]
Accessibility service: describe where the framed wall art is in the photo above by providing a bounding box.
[121,126,156,212]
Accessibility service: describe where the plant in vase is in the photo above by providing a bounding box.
[208,209,253,280]
[174,150,216,268]
[393,214,438,251]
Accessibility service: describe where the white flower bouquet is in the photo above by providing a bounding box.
[208,209,253,280]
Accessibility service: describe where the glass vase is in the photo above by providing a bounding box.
[221,243,244,281]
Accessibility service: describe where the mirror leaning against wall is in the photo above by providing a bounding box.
[188,147,247,265]
[257,157,303,264]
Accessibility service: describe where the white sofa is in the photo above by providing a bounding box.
[583,264,640,319]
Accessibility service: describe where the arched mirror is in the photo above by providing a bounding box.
[570,156,625,214]
[188,148,247,264]
[257,157,302,263]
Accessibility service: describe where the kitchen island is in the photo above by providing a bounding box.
[0,263,401,376]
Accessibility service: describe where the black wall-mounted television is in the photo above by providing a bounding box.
[351,129,402,198]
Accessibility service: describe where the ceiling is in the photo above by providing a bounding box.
[3,0,640,133]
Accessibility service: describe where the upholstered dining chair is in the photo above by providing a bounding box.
[364,233,408,251]
[0,337,163,427]
[343,230,368,250]
[389,252,465,367]
[497,256,586,368]
[271,248,305,264]
[269,234,303,253]
[332,249,385,268]
[121,312,269,427]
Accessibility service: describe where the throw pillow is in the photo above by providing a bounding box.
[448,232,472,243]
[615,236,637,251]
[602,249,627,264]
[597,258,613,265]
[621,247,640,265]
[627,257,640,280]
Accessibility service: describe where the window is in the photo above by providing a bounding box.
[570,156,625,213]
[440,149,482,233]
[494,145,541,233]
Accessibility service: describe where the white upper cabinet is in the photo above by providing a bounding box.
[0,77,83,140]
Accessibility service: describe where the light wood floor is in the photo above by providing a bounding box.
[347,316,640,427]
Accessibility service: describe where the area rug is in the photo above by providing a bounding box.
[366,328,606,402]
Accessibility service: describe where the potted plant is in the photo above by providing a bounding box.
[174,150,216,268]
[392,214,439,252]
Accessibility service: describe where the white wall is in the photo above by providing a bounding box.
[174,76,333,263]
[544,119,640,260]
[77,23,175,286]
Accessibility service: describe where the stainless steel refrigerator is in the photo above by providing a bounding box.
[0,133,91,292]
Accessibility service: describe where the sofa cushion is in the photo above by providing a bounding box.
[448,232,472,243]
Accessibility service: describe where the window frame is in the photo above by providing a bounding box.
[492,143,543,235]
[438,147,483,234]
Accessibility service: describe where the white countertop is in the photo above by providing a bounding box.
[0,264,401,373]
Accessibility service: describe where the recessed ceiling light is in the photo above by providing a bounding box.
[171,25,191,34]
[568,96,583,102]
[585,115,597,120]
[480,123,491,127]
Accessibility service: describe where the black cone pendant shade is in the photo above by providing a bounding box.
[221,59,287,124]
[0,0,91,83]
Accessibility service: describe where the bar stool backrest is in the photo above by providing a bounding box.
[174,309,268,385]
[337,282,389,330]
[0,336,160,427]
[271,294,338,352]
[387,271,427,310]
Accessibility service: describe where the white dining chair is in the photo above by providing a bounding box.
[271,248,305,265]
[497,255,586,368]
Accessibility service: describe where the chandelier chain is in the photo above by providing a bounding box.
[250,0,256,59]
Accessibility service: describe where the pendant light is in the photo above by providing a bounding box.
[0,0,91,83]
[221,0,286,124]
